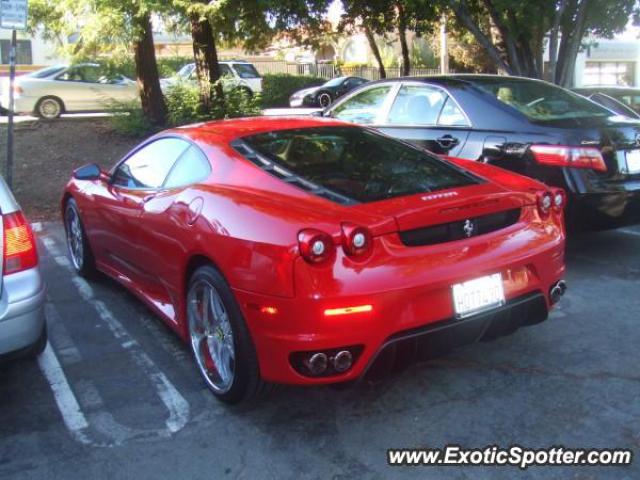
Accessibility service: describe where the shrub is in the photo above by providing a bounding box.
[260,74,326,108]
[108,100,154,138]
[165,79,261,125]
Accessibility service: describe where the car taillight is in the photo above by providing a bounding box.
[537,191,553,218]
[552,188,566,212]
[341,223,372,258]
[13,85,23,96]
[530,145,607,172]
[298,228,335,264]
[3,211,38,275]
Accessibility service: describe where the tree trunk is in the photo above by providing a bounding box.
[558,0,590,86]
[397,3,410,76]
[364,26,386,79]
[132,13,167,126]
[483,0,522,75]
[190,4,223,111]
[548,0,568,83]
[451,1,513,74]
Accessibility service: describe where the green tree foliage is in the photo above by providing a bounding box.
[171,0,332,111]
[443,0,640,85]
[29,0,169,124]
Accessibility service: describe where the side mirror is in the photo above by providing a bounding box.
[310,109,325,117]
[73,163,103,181]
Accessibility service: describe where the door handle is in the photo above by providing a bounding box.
[435,135,460,150]
[143,194,156,203]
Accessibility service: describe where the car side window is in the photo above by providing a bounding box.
[58,66,101,83]
[387,85,447,125]
[112,138,191,189]
[163,146,211,188]
[57,67,84,82]
[219,64,233,78]
[330,85,393,124]
[438,96,469,126]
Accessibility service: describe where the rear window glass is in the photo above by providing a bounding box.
[237,127,478,204]
[232,63,260,79]
[27,66,66,78]
[474,78,610,123]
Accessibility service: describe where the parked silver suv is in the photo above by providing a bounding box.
[0,176,46,359]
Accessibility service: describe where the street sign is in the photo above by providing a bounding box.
[0,0,28,30]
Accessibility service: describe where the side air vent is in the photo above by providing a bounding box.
[400,209,521,247]
[231,140,357,205]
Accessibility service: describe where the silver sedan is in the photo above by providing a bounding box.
[0,176,46,359]
[0,64,139,119]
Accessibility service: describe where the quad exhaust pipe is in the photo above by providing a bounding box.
[550,280,567,304]
[302,350,355,376]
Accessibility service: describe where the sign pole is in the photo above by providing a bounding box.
[1,0,29,188]
[6,28,16,187]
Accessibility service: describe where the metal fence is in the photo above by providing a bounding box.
[251,60,442,80]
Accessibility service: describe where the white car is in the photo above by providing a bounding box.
[160,61,263,96]
[0,64,139,119]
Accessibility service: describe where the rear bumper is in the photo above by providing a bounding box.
[362,292,547,380]
[567,189,640,230]
[0,94,38,114]
[235,223,565,385]
[0,268,46,356]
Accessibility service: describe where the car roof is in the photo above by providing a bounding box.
[574,86,640,92]
[171,116,354,144]
[360,73,554,89]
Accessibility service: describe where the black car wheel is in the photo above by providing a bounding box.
[64,198,96,277]
[318,91,333,108]
[35,96,64,119]
[187,264,269,404]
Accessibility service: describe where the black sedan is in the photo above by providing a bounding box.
[573,86,640,114]
[322,75,640,230]
[289,76,368,108]
[573,87,640,119]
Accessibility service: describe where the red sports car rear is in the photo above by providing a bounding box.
[62,117,566,403]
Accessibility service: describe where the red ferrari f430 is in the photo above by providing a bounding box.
[63,117,566,403]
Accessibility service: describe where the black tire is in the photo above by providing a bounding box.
[187,265,266,404]
[317,91,333,108]
[28,324,48,357]
[35,96,64,119]
[64,198,96,277]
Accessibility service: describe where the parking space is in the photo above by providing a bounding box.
[0,221,639,479]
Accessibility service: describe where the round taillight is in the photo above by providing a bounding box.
[552,188,566,211]
[537,191,553,217]
[341,223,373,258]
[298,229,335,264]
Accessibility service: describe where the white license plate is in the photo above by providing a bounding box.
[452,273,505,318]
[626,150,640,174]
[290,99,303,107]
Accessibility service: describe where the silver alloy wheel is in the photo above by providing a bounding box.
[39,98,61,119]
[66,207,84,271]
[318,92,332,108]
[188,279,236,393]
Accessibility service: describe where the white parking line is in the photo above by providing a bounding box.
[37,344,91,445]
[41,235,190,435]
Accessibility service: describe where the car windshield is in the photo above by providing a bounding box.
[232,63,260,79]
[324,77,346,88]
[473,78,610,123]
[177,64,195,78]
[239,127,478,204]
[27,65,66,78]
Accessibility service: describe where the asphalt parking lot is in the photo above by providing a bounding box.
[1,221,639,480]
